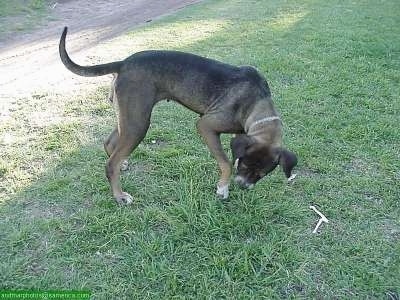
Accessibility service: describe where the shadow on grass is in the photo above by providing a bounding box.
[0,94,306,297]
[1,0,399,298]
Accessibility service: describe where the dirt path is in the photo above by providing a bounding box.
[0,0,201,101]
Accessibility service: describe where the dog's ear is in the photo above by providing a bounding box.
[230,134,253,161]
[279,148,297,178]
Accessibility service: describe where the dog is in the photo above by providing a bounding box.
[59,27,297,204]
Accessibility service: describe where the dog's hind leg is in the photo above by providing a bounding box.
[104,127,128,171]
[197,117,232,199]
[105,82,155,205]
[104,127,118,156]
[106,119,151,204]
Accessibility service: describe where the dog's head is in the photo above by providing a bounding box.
[230,134,297,189]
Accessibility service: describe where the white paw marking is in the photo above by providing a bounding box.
[116,192,133,205]
[216,184,229,199]
[287,173,297,183]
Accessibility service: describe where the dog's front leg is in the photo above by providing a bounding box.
[197,118,231,199]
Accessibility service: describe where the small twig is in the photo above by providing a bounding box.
[310,205,329,233]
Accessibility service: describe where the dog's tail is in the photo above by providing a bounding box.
[59,27,122,77]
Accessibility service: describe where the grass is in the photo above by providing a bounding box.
[0,0,51,37]
[1,0,400,298]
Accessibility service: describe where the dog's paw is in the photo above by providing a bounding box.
[287,173,297,183]
[115,192,133,205]
[216,184,229,199]
[120,160,129,171]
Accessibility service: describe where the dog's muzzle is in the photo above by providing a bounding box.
[234,176,254,190]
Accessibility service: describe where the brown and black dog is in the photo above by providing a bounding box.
[59,27,297,204]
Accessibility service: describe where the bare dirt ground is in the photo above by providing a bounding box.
[0,0,201,103]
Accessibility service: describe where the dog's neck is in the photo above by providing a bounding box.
[247,116,281,132]
[244,100,283,145]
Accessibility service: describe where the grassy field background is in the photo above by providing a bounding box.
[0,0,51,36]
[1,0,399,298]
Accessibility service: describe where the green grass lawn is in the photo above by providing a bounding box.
[0,0,51,37]
[1,0,399,298]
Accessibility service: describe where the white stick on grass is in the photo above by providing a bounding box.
[310,205,329,233]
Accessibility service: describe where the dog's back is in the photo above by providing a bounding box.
[118,50,270,114]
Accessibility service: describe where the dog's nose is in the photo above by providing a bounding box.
[234,176,252,190]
